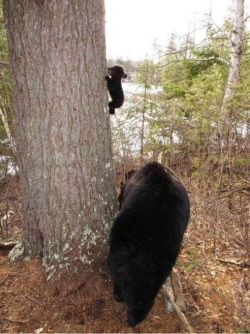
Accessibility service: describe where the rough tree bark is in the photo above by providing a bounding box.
[3,0,117,277]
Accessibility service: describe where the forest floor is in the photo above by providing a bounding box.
[0,174,249,333]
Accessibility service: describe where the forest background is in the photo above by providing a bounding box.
[0,0,249,333]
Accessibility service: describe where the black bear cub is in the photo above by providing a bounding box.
[105,65,127,114]
[107,162,190,327]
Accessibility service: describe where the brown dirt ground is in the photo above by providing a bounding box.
[0,254,184,333]
[0,175,249,333]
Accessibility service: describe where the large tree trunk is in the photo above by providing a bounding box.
[3,0,117,276]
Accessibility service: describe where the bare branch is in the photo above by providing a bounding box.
[189,56,229,65]
[244,14,250,22]
[162,280,194,333]
[0,61,9,70]
[218,258,250,268]
[0,102,17,155]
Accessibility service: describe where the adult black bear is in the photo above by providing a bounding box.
[107,162,190,327]
[118,169,137,209]
[105,65,127,114]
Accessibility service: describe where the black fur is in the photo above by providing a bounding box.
[107,162,190,327]
[118,169,137,209]
[105,65,127,114]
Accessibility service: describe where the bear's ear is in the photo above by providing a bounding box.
[123,73,127,78]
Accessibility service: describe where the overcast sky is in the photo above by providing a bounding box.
[105,0,250,60]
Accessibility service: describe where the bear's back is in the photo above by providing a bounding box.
[111,162,190,255]
[121,162,189,229]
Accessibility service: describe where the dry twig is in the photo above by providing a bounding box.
[162,281,194,333]
[218,258,250,268]
[162,270,194,333]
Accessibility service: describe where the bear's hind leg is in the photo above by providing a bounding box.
[108,102,115,114]
[127,302,153,327]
